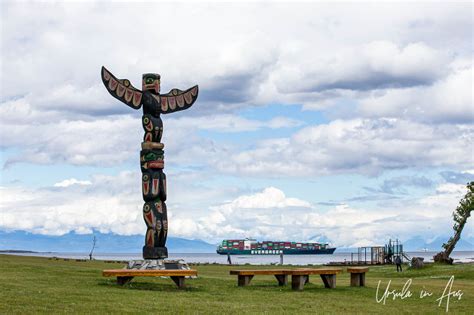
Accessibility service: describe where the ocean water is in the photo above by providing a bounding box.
[6,251,474,265]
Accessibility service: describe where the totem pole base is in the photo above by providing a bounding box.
[126,258,194,273]
[143,246,168,260]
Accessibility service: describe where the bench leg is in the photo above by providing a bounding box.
[360,273,365,286]
[238,275,254,286]
[117,276,134,285]
[171,276,186,289]
[305,275,310,284]
[274,274,288,286]
[291,275,306,291]
[350,273,360,286]
[320,274,336,289]
[350,273,366,287]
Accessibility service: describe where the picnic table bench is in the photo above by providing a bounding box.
[229,269,289,286]
[347,267,369,287]
[102,269,197,289]
[290,268,342,290]
[229,268,343,290]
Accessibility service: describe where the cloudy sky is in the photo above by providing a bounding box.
[1,1,473,248]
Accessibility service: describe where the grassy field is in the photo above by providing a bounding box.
[0,254,473,314]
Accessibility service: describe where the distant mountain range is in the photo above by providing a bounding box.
[335,236,473,252]
[402,235,473,251]
[0,230,472,253]
[0,230,216,253]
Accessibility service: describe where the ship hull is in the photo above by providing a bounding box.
[217,248,336,255]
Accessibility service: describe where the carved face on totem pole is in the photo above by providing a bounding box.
[142,73,161,94]
[101,66,198,260]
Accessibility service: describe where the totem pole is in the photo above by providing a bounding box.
[101,66,198,260]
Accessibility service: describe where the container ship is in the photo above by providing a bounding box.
[216,238,336,255]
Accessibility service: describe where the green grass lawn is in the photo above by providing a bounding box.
[0,254,473,314]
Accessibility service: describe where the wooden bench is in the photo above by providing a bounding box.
[290,268,342,290]
[229,269,289,286]
[102,269,198,289]
[229,268,342,290]
[347,267,369,287]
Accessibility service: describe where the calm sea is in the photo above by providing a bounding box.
[6,251,474,265]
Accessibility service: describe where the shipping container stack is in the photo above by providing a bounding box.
[217,239,331,255]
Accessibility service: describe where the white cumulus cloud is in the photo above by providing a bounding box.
[1,176,472,248]
[54,178,92,187]
[214,118,473,177]
[358,64,473,123]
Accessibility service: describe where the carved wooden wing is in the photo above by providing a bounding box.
[101,66,143,109]
[159,85,199,114]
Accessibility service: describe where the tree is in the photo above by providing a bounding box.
[434,181,474,264]
[89,235,97,261]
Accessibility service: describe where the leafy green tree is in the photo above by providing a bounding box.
[434,181,474,264]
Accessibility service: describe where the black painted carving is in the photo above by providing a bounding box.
[101,66,198,259]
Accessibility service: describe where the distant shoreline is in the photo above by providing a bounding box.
[0,250,54,254]
[1,252,473,266]
[1,250,473,266]
[0,250,40,253]
[1,249,473,254]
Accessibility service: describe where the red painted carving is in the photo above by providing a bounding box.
[168,97,176,110]
[161,97,168,111]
